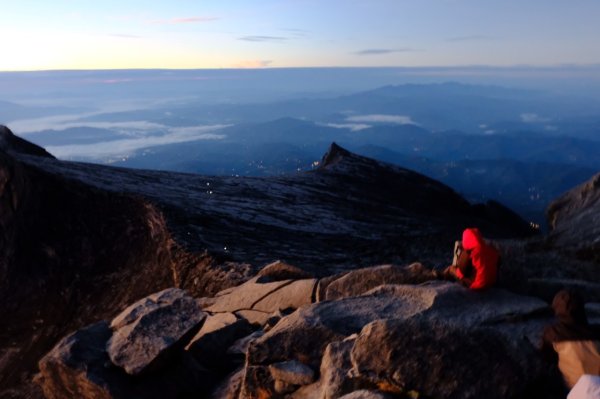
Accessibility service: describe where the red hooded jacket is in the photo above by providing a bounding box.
[455,228,499,290]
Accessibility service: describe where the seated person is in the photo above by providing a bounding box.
[541,289,600,390]
[443,227,499,290]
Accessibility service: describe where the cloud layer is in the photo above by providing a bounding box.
[354,48,416,55]
[45,124,229,160]
[239,35,288,42]
[346,114,416,125]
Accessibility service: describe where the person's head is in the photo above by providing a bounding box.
[462,228,483,251]
[552,289,588,325]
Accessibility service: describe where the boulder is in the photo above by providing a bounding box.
[366,281,548,328]
[316,272,349,302]
[197,296,218,309]
[247,292,432,370]
[107,288,206,375]
[235,309,273,326]
[206,276,317,314]
[268,360,315,386]
[209,368,244,399]
[37,322,117,399]
[227,331,265,357]
[350,317,561,399]
[324,263,436,301]
[207,277,296,313]
[36,321,213,399]
[316,337,357,399]
[252,278,317,313]
[186,312,253,371]
[240,366,276,399]
[281,337,361,399]
[244,282,555,398]
[257,260,314,282]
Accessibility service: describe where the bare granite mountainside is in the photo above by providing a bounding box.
[0,125,536,398]
[547,171,600,262]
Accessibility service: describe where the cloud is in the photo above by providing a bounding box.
[520,113,551,123]
[44,124,230,160]
[102,78,134,84]
[323,123,371,132]
[346,114,416,125]
[14,118,167,134]
[232,60,273,68]
[281,28,309,37]
[151,17,219,24]
[353,48,416,55]
[238,35,288,42]
[446,35,495,42]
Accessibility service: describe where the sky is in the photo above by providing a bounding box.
[1,0,600,71]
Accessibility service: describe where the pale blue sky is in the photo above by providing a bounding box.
[1,0,599,70]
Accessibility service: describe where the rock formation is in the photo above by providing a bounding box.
[547,171,600,262]
[37,261,584,399]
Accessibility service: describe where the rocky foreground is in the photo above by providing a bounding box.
[36,260,600,399]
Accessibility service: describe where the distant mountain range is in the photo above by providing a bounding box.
[5,82,600,226]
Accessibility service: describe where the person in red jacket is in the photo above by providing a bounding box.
[443,227,500,290]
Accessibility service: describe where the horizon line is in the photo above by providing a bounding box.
[2,63,600,74]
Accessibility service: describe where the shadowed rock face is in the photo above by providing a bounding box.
[0,126,535,396]
[547,172,600,262]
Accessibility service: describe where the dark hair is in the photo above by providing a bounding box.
[552,289,588,325]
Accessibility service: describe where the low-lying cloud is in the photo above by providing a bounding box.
[354,48,416,55]
[346,114,416,125]
[238,35,288,42]
[324,123,371,132]
[232,60,273,68]
[13,117,167,135]
[45,124,229,160]
[520,113,551,123]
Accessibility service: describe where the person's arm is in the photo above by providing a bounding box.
[455,249,473,279]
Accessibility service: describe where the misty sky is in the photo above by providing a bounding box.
[2,0,600,71]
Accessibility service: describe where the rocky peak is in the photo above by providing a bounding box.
[319,142,353,168]
[0,125,54,158]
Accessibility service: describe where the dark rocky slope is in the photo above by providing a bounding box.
[0,124,536,398]
[547,172,600,262]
